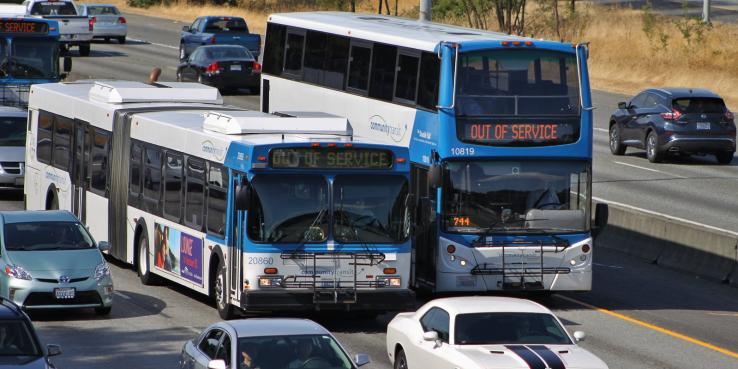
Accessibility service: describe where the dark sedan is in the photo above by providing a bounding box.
[176,45,260,93]
[609,88,736,164]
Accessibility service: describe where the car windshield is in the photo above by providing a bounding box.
[0,117,26,146]
[238,334,353,369]
[248,175,329,243]
[29,2,77,15]
[0,320,41,356]
[455,312,572,345]
[3,38,60,79]
[4,221,97,251]
[456,49,580,116]
[333,175,410,244]
[672,97,727,114]
[206,47,253,61]
[204,18,249,32]
[86,6,120,15]
[443,160,589,234]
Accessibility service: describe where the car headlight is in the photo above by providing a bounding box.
[94,262,111,282]
[5,264,32,280]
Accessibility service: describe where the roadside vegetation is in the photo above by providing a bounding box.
[90,0,738,108]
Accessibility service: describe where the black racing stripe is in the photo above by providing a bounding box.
[528,345,566,369]
[506,345,547,369]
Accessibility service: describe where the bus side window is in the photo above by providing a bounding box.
[369,43,397,101]
[164,153,184,223]
[52,116,73,172]
[129,141,143,208]
[36,111,54,165]
[206,163,228,238]
[185,157,206,231]
[263,23,286,76]
[142,146,162,215]
[347,43,371,93]
[304,31,349,90]
[395,52,420,103]
[283,30,305,78]
[90,129,111,197]
[417,52,440,111]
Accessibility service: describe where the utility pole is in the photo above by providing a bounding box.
[420,0,431,21]
[703,0,711,23]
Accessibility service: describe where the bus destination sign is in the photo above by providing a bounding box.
[0,20,49,34]
[459,121,579,146]
[270,147,393,169]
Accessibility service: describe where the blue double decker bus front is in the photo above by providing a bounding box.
[422,40,603,292]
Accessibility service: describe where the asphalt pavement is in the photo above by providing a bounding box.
[9,10,737,369]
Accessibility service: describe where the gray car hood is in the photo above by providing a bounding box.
[8,249,102,278]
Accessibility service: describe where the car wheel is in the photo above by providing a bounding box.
[646,131,662,163]
[394,348,408,369]
[179,44,186,61]
[94,306,112,316]
[716,151,734,164]
[79,43,91,57]
[137,231,157,285]
[609,124,626,155]
[117,36,126,44]
[213,261,237,320]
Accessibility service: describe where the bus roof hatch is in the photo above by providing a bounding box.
[88,81,223,104]
[203,110,352,136]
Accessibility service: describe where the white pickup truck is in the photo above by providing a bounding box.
[23,0,93,56]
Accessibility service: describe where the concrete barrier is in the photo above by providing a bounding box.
[596,202,738,283]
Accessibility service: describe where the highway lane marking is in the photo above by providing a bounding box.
[613,161,688,178]
[591,195,738,237]
[114,291,132,300]
[592,262,624,269]
[127,38,178,50]
[554,294,738,360]
[593,127,608,133]
[707,312,738,317]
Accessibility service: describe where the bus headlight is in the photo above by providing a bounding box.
[258,276,283,288]
[377,276,401,288]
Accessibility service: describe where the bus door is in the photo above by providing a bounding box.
[411,165,437,289]
[72,120,90,223]
[229,172,247,300]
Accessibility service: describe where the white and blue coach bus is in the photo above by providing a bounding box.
[260,12,608,293]
[24,80,415,317]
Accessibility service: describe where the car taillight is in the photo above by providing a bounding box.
[726,111,735,121]
[118,17,126,24]
[210,36,216,44]
[206,62,219,73]
[660,108,682,121]
[252,62,261,72]
[89,17,95,31]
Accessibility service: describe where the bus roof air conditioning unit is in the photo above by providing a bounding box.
[203,110,352,136]
[88,81,223,104]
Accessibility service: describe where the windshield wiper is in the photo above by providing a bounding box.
[505,228,570,246]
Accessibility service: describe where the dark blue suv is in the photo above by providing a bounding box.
[0,298,62,368]
[609,88,736,163]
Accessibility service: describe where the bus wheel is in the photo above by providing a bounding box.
[213,261,236,320]
[137,232,156,285]
[46,191,58,210]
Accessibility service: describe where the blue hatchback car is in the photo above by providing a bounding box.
[0,298,62,368]
[0,211,114,315]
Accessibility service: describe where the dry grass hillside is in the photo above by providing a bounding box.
[89,0,738,108]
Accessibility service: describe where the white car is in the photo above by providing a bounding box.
[386,296,608,369]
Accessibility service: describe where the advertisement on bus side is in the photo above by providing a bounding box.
[154,223,203,286]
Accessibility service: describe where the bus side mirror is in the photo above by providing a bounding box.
[592,203,609,239]
[63,56,72,73]
[235,181,251,211]
[428,164,442,189]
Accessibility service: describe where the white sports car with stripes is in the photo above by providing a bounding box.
[386,296,608,369]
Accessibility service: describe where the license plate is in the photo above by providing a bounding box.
[230,65,242,71]
[54,288,75,299]
[697,122,710,130]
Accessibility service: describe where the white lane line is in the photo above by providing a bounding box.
[592,195,738,237]
[594,127,608,133]
[593,262,624,269]
[114,291,131,300]
[127,38,178,50]
[613,161,688,178]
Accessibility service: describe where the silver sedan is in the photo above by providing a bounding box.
[179,318,370,369]
[78,4,128,44]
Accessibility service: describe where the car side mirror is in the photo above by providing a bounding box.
[354,353,371,367]
[428,164,442,189]
[573,331,586,342]
[617,102,627,110]
[592,203,609,239]
[47,344,62,357]
[422,330,439,342]
[98,241,111,252]
[182,25,190,32]
[207,359,226,369]
[63,56,72,73]
[234,179,250,211]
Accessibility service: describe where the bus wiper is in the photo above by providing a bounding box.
[510,228,570,246]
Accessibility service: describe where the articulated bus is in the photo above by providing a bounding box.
[25,80,414,317]
[260,12,609,293]
[0,5,71,107]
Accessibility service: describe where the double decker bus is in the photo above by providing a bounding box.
[260,12,608,293]
[24,80,414,317]
[0,5,71,107]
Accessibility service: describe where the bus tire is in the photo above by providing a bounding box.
[137,230,157,286]
[79,43,91,57]
[213,259,236,320]
[45,190,58,210]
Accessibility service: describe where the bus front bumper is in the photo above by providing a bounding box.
[240,289,416,312]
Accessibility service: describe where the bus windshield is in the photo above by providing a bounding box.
[443,160,589,234]
[0,117,26,146]
[333,175,410,244]
[456,49,580,117]
[0,38,59,79]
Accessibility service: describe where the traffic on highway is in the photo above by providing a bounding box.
[0,2,735,369]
